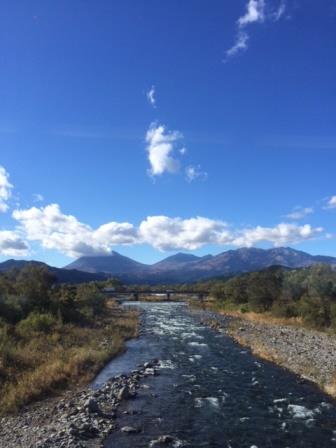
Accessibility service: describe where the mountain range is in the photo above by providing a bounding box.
[1,247,335,285]
[64,247,336,284]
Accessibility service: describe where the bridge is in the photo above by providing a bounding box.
[102,288,208,302]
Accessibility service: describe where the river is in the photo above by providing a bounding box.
[93,302,336,448]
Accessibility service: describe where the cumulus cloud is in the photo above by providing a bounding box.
[0,166,13,212]
[226,0,286,59]
[11,203,324,257]
[139,216,232,251]
[285,207,314,220]
[185,165,208,183]
[139,217,323,251]
[145,123,206,181]
[146,86,156,108]
[12,203,138,258]
[232,223,323,247]
[326,196,336,209]
[0,231,29,257]
[146,123,183,176]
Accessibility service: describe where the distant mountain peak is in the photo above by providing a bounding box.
[44,246,336,284]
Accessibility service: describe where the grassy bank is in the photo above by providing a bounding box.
[0,265,139,415]
[0,301,138,416]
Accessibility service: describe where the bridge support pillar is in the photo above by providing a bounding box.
[166,292,171,301]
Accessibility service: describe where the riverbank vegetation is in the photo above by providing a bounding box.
[206,264,336,332]
[0,264,138,415]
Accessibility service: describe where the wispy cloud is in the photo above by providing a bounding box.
[33,193,44,203]
[0,166,13,213]
[146,85,156,108]
[226,0,286,59]
[326,196,336,209]
[226,31,249,58]
[285,207,314,220]
[272,0,286,21]
[185,165,208,183]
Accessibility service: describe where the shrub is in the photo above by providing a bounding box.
[16,312,59,337]
[299,296,330,329]
[271,300,299,318]
[330,303,336,331]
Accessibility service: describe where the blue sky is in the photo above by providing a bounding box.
[0,0,336,267]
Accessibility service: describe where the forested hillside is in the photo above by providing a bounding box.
[208,264,336,330]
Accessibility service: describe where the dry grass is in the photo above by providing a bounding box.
[222,309,303,328]
[324,377,336,397]
[0,302,138,416]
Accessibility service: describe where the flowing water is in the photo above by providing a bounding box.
[93,302,336,448]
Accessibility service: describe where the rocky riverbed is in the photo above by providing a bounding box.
[0,359,162,448]
[203,311,336,397]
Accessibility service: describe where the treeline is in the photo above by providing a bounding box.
[207,264,336,330]
[0,264,106,327]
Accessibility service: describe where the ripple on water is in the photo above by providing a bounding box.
[188,355,203,363]
[188,342,208,347]
[288,404,316,419]
[158,359,176,369]
[194,397,220,409]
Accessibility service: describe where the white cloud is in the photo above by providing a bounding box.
[139,216,232,251]
[146,123,182,176]
[33,193,44,202]
[138,216,321,251]
[146,86,156,108]
[232,223,323,247]
[326,196,336,209]
[0,230,29,257]
[285,207,314,220]
[238,0,265,27]
[0,166,13,212]
[273,1,286,21]
[226,0,286,59]
[226,31,249,57]
[11,203,325,257]
[185,165,208,182]
[145,124,206,181]
[12,203,138,258]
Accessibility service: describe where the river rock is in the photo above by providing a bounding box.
[84,398,101,414]
[117,385,133,400]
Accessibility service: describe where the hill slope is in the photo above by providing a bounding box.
[0,260,106,284]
